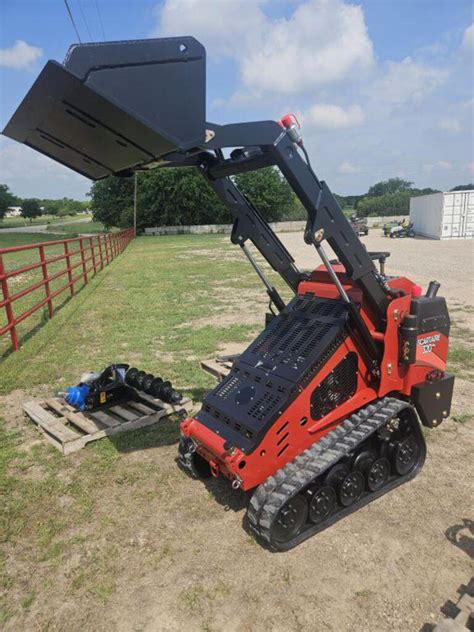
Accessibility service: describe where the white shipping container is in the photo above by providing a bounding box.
[410,190,474,239]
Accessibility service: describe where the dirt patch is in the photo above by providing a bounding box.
[217,341,248,357]
[175,310,260,329]
[0,387,51,433]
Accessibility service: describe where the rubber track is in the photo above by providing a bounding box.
[246,397,423,551]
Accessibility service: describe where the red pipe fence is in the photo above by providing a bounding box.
[0,228,135,352]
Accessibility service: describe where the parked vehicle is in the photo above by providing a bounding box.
[349,214,369,236]
[390,220,415,238]
[383,220,400,236]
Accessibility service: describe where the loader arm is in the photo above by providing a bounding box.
[2,37,388,322]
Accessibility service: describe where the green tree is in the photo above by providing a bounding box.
[0,184,16,220]
[234,167,295,222]
[21,198,42,222]
[89,177,134,228]
[367,178,413,197]
[450,183,474,191]
[61,198,84,215]
[357,191,412,216]
[89,169,228,229]
[41,199,61,216]
[138,168,228,226]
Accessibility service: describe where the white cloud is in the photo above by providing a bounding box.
[372,57,448,105]
[437,118,462,133]
[156,0,374,95]
[338,161,360,174]
[0,40,42,69]
[155,0,266,58]
[437,160,452,170]
[306,104,365,129]
[240,0,374,94]
[211,97,227,109]
[0,142,89,199]
[423,160,453,172]
[461,23,474,55]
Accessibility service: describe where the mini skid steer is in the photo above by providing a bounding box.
[4,37,455,551]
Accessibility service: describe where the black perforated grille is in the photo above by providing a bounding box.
[249,297,346,372]
[196,295,349,453]
[248,392,281,420]
[214,375,240,399]
[310,352,358,421]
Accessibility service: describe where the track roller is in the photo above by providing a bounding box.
[272,495,308,544]
[308,485,337,525]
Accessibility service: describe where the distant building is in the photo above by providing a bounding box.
[410,190,474,239]
[5,206,22,217]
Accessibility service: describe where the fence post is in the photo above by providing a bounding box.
[97,235,104,270]
[39,245,54,319]
[79,238,88,284]
[64,241,74,297]
[103,234,109,265]
[0,254,19,351]
[89,237,97,276]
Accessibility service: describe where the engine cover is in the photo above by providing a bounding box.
[196,295,348,454]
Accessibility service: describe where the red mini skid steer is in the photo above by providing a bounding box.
[4,37,454,551]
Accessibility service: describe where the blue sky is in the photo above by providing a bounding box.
[0,0,472,199]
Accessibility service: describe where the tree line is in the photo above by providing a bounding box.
[89,167,305,230]
[0,184,88,222]
[2,175,473,228]
[89,170,474,228]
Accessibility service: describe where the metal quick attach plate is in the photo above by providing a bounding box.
[197,296,348,453]
[3,38,206,179]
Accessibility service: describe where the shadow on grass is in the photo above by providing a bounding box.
[1,292,77,361]
[1,264,112,361]
[107,415,182,453]
[182,386,209,403]
[201,475,249,513]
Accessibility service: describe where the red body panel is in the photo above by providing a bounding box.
[180,267,450,491]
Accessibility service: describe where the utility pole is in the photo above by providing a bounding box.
[133,172,138,235]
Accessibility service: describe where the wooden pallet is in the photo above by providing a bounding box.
[23,392,191,455]
[200,354,240,382]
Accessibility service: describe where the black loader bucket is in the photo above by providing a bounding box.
[2,38,206,179]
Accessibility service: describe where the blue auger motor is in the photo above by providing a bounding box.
[65,384,91,411]
[63,364,131,412]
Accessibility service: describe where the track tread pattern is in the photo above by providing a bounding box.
[247,397,418,551]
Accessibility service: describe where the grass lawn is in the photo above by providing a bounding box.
[0,234,472,630]
[0,232,77,249]
[0,214,88,230]
[45,220,108,234]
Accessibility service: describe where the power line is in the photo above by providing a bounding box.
[94,0,106,40]
[78,0,93,41]
[63,0,82,43]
